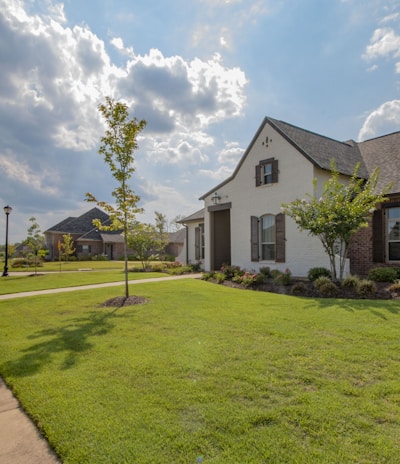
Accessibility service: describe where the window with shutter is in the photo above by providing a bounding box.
[387,207,400,261]
[255,158,279,187]
[275,213,286,263]
[250,216,259,261]
[372,209,384,263]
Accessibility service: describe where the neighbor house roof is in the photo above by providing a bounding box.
[179,209,205,223]
[45,207,110,235]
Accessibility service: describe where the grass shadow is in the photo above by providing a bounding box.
[2,307,134,377]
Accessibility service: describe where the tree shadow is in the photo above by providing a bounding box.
[301,296,400,320]
[2,307,135,377]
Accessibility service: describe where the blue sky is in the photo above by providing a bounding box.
[1,0,400,242]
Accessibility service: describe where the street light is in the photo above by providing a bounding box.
[2,205,12,277]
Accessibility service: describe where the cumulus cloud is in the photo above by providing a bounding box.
[358,100,400,140]
[0,0,248,240]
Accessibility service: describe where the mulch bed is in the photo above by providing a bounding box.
[219,278,399,300]
[101,296,148,307]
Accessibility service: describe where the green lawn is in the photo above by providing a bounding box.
[0,270,169,295]
[1,280,400,463]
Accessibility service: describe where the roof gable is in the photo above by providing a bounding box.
[45,207,110,235]
[200,117,381,200]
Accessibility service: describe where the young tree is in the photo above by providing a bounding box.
[154,211,169,255]
[86,96,147,299]
[60,234,76,261]
[282,161,391,282]
[24,217,47,275]
[128,213,170,269]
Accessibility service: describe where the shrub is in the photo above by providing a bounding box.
[11,258,33,268]
[318,281,339,297]
[313,276,332,290]
[232,271,258,288]
[342,275,360,289]
[167,265,191,275]
[291,282,307,296]
[93,254,108,261]
[270,269,282,281]
[368,267,398,283]
[149,263,165,272]
[190,261,202,272]
[259,266,271,278]
[308,267,332,282]
[273,269,292,285]
[215,272,226,284]
[220,265,243,280]
[202,272,215,281]
[388,281,400,294]
[357,279,377,297]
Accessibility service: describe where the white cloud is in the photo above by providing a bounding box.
[358,100,400,140]
[363,27,400,61]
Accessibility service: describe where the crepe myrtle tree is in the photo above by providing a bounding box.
[282,160,391,282]
[86,96,147,299]
[24,217,47,276]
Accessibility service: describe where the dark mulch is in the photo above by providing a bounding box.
[219,279,400,300]
[101,295,148,307]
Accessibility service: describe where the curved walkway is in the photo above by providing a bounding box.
[0,273,202,463]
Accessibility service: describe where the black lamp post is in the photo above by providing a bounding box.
[2,205,12,277]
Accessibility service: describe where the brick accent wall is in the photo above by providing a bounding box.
[348,220,373,277]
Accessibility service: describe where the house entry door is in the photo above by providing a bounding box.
[212,209,231,270]
[105,244,113,260]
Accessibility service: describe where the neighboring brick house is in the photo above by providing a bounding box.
[181,117,400,277]
[44,207,125,260]
[45,207,186,262]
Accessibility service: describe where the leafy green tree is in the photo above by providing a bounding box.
[60,234,76,261]
[128,213,170,269]
[86,96,147,298]
[282,161,391,282]
[24,217,47,275]
[154,211,169,255]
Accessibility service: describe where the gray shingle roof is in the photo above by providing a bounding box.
[268,118,369,178]
[179,208,204,223]
[357,131,400,194]
[45,208,109,235]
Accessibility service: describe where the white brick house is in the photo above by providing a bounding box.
[180,117,400,277]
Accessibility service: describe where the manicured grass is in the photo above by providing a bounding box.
[0,271,170,295]
[1,280,400,463]
[10,260,128,272]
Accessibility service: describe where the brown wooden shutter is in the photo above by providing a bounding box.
[272,159,279,183]
[251,216,259,261]
[372,209,384,263]
[275,212,285,263]
[195,226,201,260]
[255,164,261,187]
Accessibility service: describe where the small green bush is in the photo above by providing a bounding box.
[308,267,332,282]
[342,275,360,289]
[357,279,377,297]
[202,272,215,281]
[273,269,292,285]
[215,272,226,284]
[167,265,191,275]
[11,258,34,268]
[259,266,271,278]
[388,281,400,294]
[220,265,243,280]
[313,276,332,290]
[318,281,339,297]
[368,267,398,283]
[291,282,307,296]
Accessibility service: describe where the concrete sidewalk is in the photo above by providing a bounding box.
[0,273,203,300]
[0,273,202,463]
[0,378,61,463]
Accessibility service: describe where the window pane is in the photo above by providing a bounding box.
[388,221,400,240]
[389,242,400,260]
[388,207,400,219]
[263,164,272,184]
[262,244,275,260]
[262,216,275,242]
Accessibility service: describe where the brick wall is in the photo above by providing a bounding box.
[348,220,373,276]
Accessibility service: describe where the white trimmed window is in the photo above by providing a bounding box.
[261,214,275,261]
